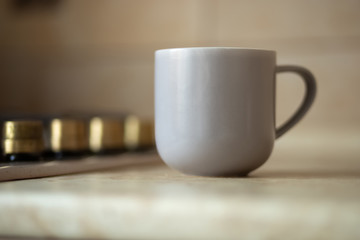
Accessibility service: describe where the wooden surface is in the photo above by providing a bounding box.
[0,133,359,240]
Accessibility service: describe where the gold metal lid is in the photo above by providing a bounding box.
[3,120,43,139]
[124,115,155,150]
[89,117,124,152]
[49,118,88,152]
[2,121,44,154]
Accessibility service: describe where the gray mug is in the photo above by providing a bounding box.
[155,47,316,176]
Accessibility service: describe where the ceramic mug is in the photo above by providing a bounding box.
[155,47,316,176]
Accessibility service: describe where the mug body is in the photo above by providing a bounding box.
[155,47,276,176]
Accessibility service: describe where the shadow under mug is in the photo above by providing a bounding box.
[155,47,316,176]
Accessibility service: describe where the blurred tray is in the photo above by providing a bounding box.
[0,152,159,182]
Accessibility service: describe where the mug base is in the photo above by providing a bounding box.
[179,169,251,178]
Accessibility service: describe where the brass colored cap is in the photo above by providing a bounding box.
[124,115,155,150]
[49,118,88,152]
[89,117,124,152]
[2,121,44,154]
[3,121,43,140]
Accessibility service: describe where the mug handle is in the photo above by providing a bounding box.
[275,65,317,138]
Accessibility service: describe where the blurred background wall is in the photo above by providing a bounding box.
[0,0,359,142]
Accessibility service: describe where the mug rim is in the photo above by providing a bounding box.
[155,47,276,54]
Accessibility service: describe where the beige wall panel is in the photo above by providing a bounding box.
[215,0,360,42]
[0,0,202,47]
[41,63,154,117]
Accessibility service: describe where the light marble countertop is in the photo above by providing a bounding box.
[0,131,359,240]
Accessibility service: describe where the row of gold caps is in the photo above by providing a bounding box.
[2,115,155,155]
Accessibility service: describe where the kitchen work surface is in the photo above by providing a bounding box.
[0,131,359,240]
